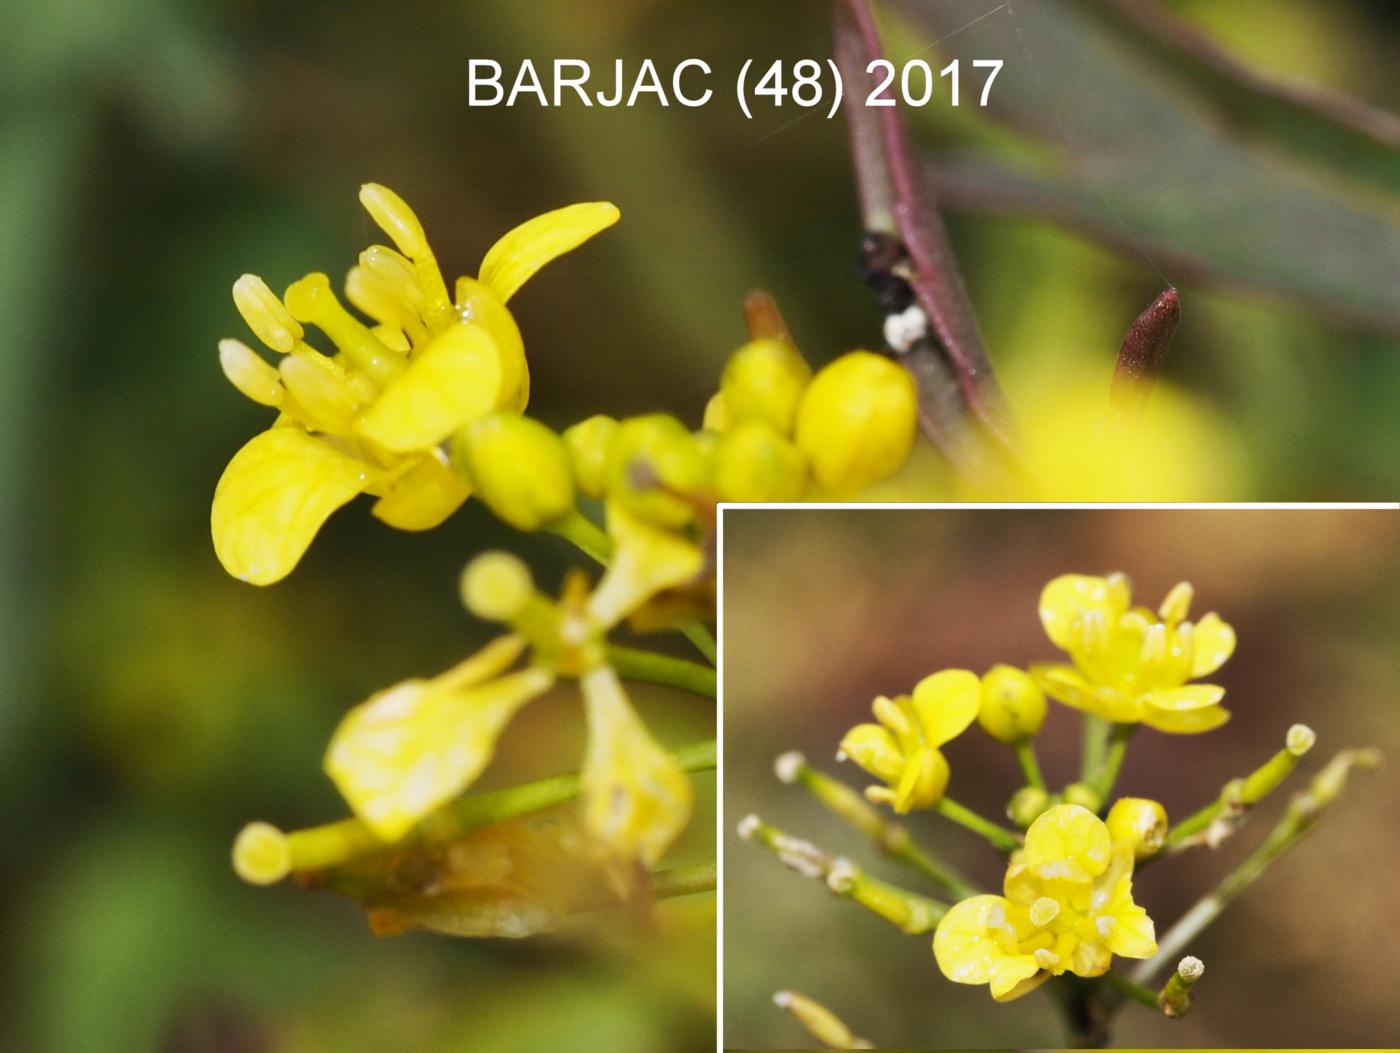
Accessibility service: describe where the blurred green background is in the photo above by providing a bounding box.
[722,507,1399,1048]
[2,0,1397,1049]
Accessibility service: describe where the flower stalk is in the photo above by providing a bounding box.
[606,644,717,699]
[935,796,1022,853]
[773,990,874,1050]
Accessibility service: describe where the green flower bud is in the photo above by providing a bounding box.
[713,421,807,503]
[562,414,619,499]
[1007,785,1051,828]
[605,414,709,528]
[1105,796,1168,859]
[451,412,575,531]
[978,664,1048,744]
[1062,781,1102,812]
[720,338,812,434]
[794,351,917,495]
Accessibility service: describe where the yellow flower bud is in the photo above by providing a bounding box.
[1007,785,1051,828]
[232,821,291,885]
[604,414,709,528]
[562,415,619,499]
[720,338,812,434]
[460,552,535,622]
[978,665,1048,744]
[1062,781,1102,811]
[794,351,917,494]
[452,412,575,531]
[713,421,807,503]
[1105,797,1168,859]
[702,392,730,433]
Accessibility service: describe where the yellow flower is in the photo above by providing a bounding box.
[838,670,980,813]
[1030,573,1234,733]
[212,183,619,584]
[933,804,1157,999]
[322,520,701,867]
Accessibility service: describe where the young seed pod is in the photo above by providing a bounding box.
[604,414,709,528]
[562,414,619,499]
[720,338,812,435]
[452,412,575,531]
[978,665,1048,744]
[1106,797,1168,859]
[794,351,917,495]
[713,420,807,503]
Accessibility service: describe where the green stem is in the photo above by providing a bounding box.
[1081,713,1109,785]
[1102,971,1159,1012]
[647,860,716,899]
[607,644,716,698]
[935,797,1021,853]
[781,753,978,899]
[548,509,612,566]
[1130,748,1378,989]
[272,738,717,878]
[740,815,949,932]
[1014,739,1046,791]
[680,620,718,665]
[1088,723,1135,802]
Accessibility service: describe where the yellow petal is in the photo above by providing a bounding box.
[1030,663,1098,712]
[1141,704,1231,734]
[1039,574,1129,651]
[324,666,554,842]
[580,664,692,869]
[1190,612,1236,678]
[1024,804,1112,882]
[455,276,530,411]
[587,505,705,629]
[910,669,981,746]
[1107,905,1157,959]
[371,452,471,531]
[933,894,1041,1000]
[478,202,620,303]
[355,323,505,453]
[838,723,905,784]
[1142,684,1226,712]
[211,428,372,585]
[892,747,949,812]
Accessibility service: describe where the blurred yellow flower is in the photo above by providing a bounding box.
[934,804,1156,999]
[1031,573,1235,733]
[212,183,619,585]
[322,515,702,871]
[838,670,980,813]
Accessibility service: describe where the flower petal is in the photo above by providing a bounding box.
[1190,612,1236,678]
[324,666,554,842]
[478,202,620,303]
[1039,573,1129,651]
[838,723,905,784]
[910,669,981,746]
[371,452,471,530]
[580,664,693,871]
[893,747,950,813]
[934,894,1042,1000]
[1107,905,1157,960]
[587,504,705,629]
[1030,663,1097,711]
[1142,684,1226,712]
[355,323,505,453]
[1141,704,1231,734]
[1024,804,1112,882]
[211,428,372,585]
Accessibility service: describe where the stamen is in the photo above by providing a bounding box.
[1029,896,1061,927]
[284,273,405,386]
[279,351,361,433]
[1034,947,1060,969]
[358,184,453,327]
[218,338,283,406]
[232,274,302,353]
[1095,915,1117,938]
[1159,581,1194,625]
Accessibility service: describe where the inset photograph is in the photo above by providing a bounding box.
[722,507,1397,1049]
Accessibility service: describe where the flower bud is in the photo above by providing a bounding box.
[702,392,730,433]
[794,351,917,494]
[232,822,291,885]
[1062,781,1102,812]
[604,414,709,527]
[978,665,1047,744]
[452,412,575,530]
[562,414,619,499]
[713,421,807,503]
[1106,797,1168,858]
[460,551,535,622]
[720,338,812,434]
[1007,785,1051,828]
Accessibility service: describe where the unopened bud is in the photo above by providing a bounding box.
[795,351,917,495]
[452,412,576,531]
[1008,785,1051,828]
[562,414,619,499]
[604,414,709,527]
[720,338,812,434]
[1105,797,1168,859]
[978,665,1047,744]
[713,420,807,503]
